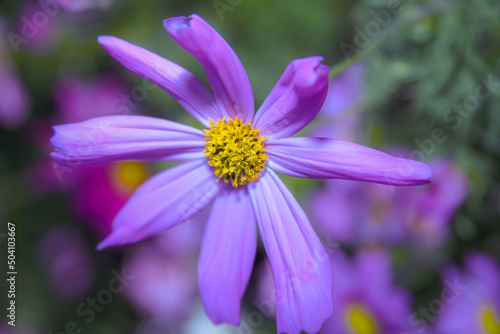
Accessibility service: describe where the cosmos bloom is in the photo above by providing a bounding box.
[122,211,209,327]
[319,251,415,334]
[308,156,467,247]
[255,251,420,333]
[123,243,198,322]
[50,14,432,333]
[433,253,500,334]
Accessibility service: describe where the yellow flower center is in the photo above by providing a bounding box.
[111,161,148,193]
[346,305,379,334]
[482,307,500,334]
[204,117,267,187]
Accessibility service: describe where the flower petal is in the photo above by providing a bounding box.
[249,170,333,334]
[253,57,329,139]
[164,14,254,123]
[98,36,220,127]
[198,185,256,326]
[97,159,219,249]
[51,115,206,166]
[266,137,432,185]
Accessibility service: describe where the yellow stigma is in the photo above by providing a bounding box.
[346,305,378,334]
[482,307,500,334]
[204,117,267,187]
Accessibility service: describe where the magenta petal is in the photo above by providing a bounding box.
[98,36,220,127]
[97,159,219,249]
[253,57,329,139]
[51,115,205,166]
[164,14,254,123]
[198,186,256,326]
[267,137,432,186]
[249,170,333,334]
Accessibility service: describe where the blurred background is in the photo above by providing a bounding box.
[1,0,499,333]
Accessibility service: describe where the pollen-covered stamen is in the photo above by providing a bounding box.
[204,117,268,187]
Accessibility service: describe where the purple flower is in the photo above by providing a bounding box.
[404,159,468,245]
[50,14,432,333]
[17,2,59,52]
[320,250,415,334]
[37,226,95,299]
[0,66,30,129]
[308,156,467,246]
[123,242,197,321]
[256,250,422,333]
[0,18,30,129]
[434,252,500,334]
[124,203,207,324]
[71,161,149,238]
[54,73,138,124]
[312,63,364,140]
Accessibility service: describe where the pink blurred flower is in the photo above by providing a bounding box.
[72,161,149,238]
[256,250,416,334]
[123,210,210,326]
[434,252,500,334]
[37,225,94,299]
[123,245,197,321]
[320,251,415,334]
[16,2,59,52]
[54,73,133,123]
[58,0,112,13]
[308,157,468,246]
[311,63,364,141]
[25,74,146,238]
[0,18,30,128]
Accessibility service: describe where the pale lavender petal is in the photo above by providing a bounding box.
[249,170,333,334]
[199,186,256,325]
[465,252,500,297]
[253,57,329,139]
[50,115,205,166]
[98,159,219,249]
[164,14,254,123]
[98,36,220,127]
[266,137,432,185]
